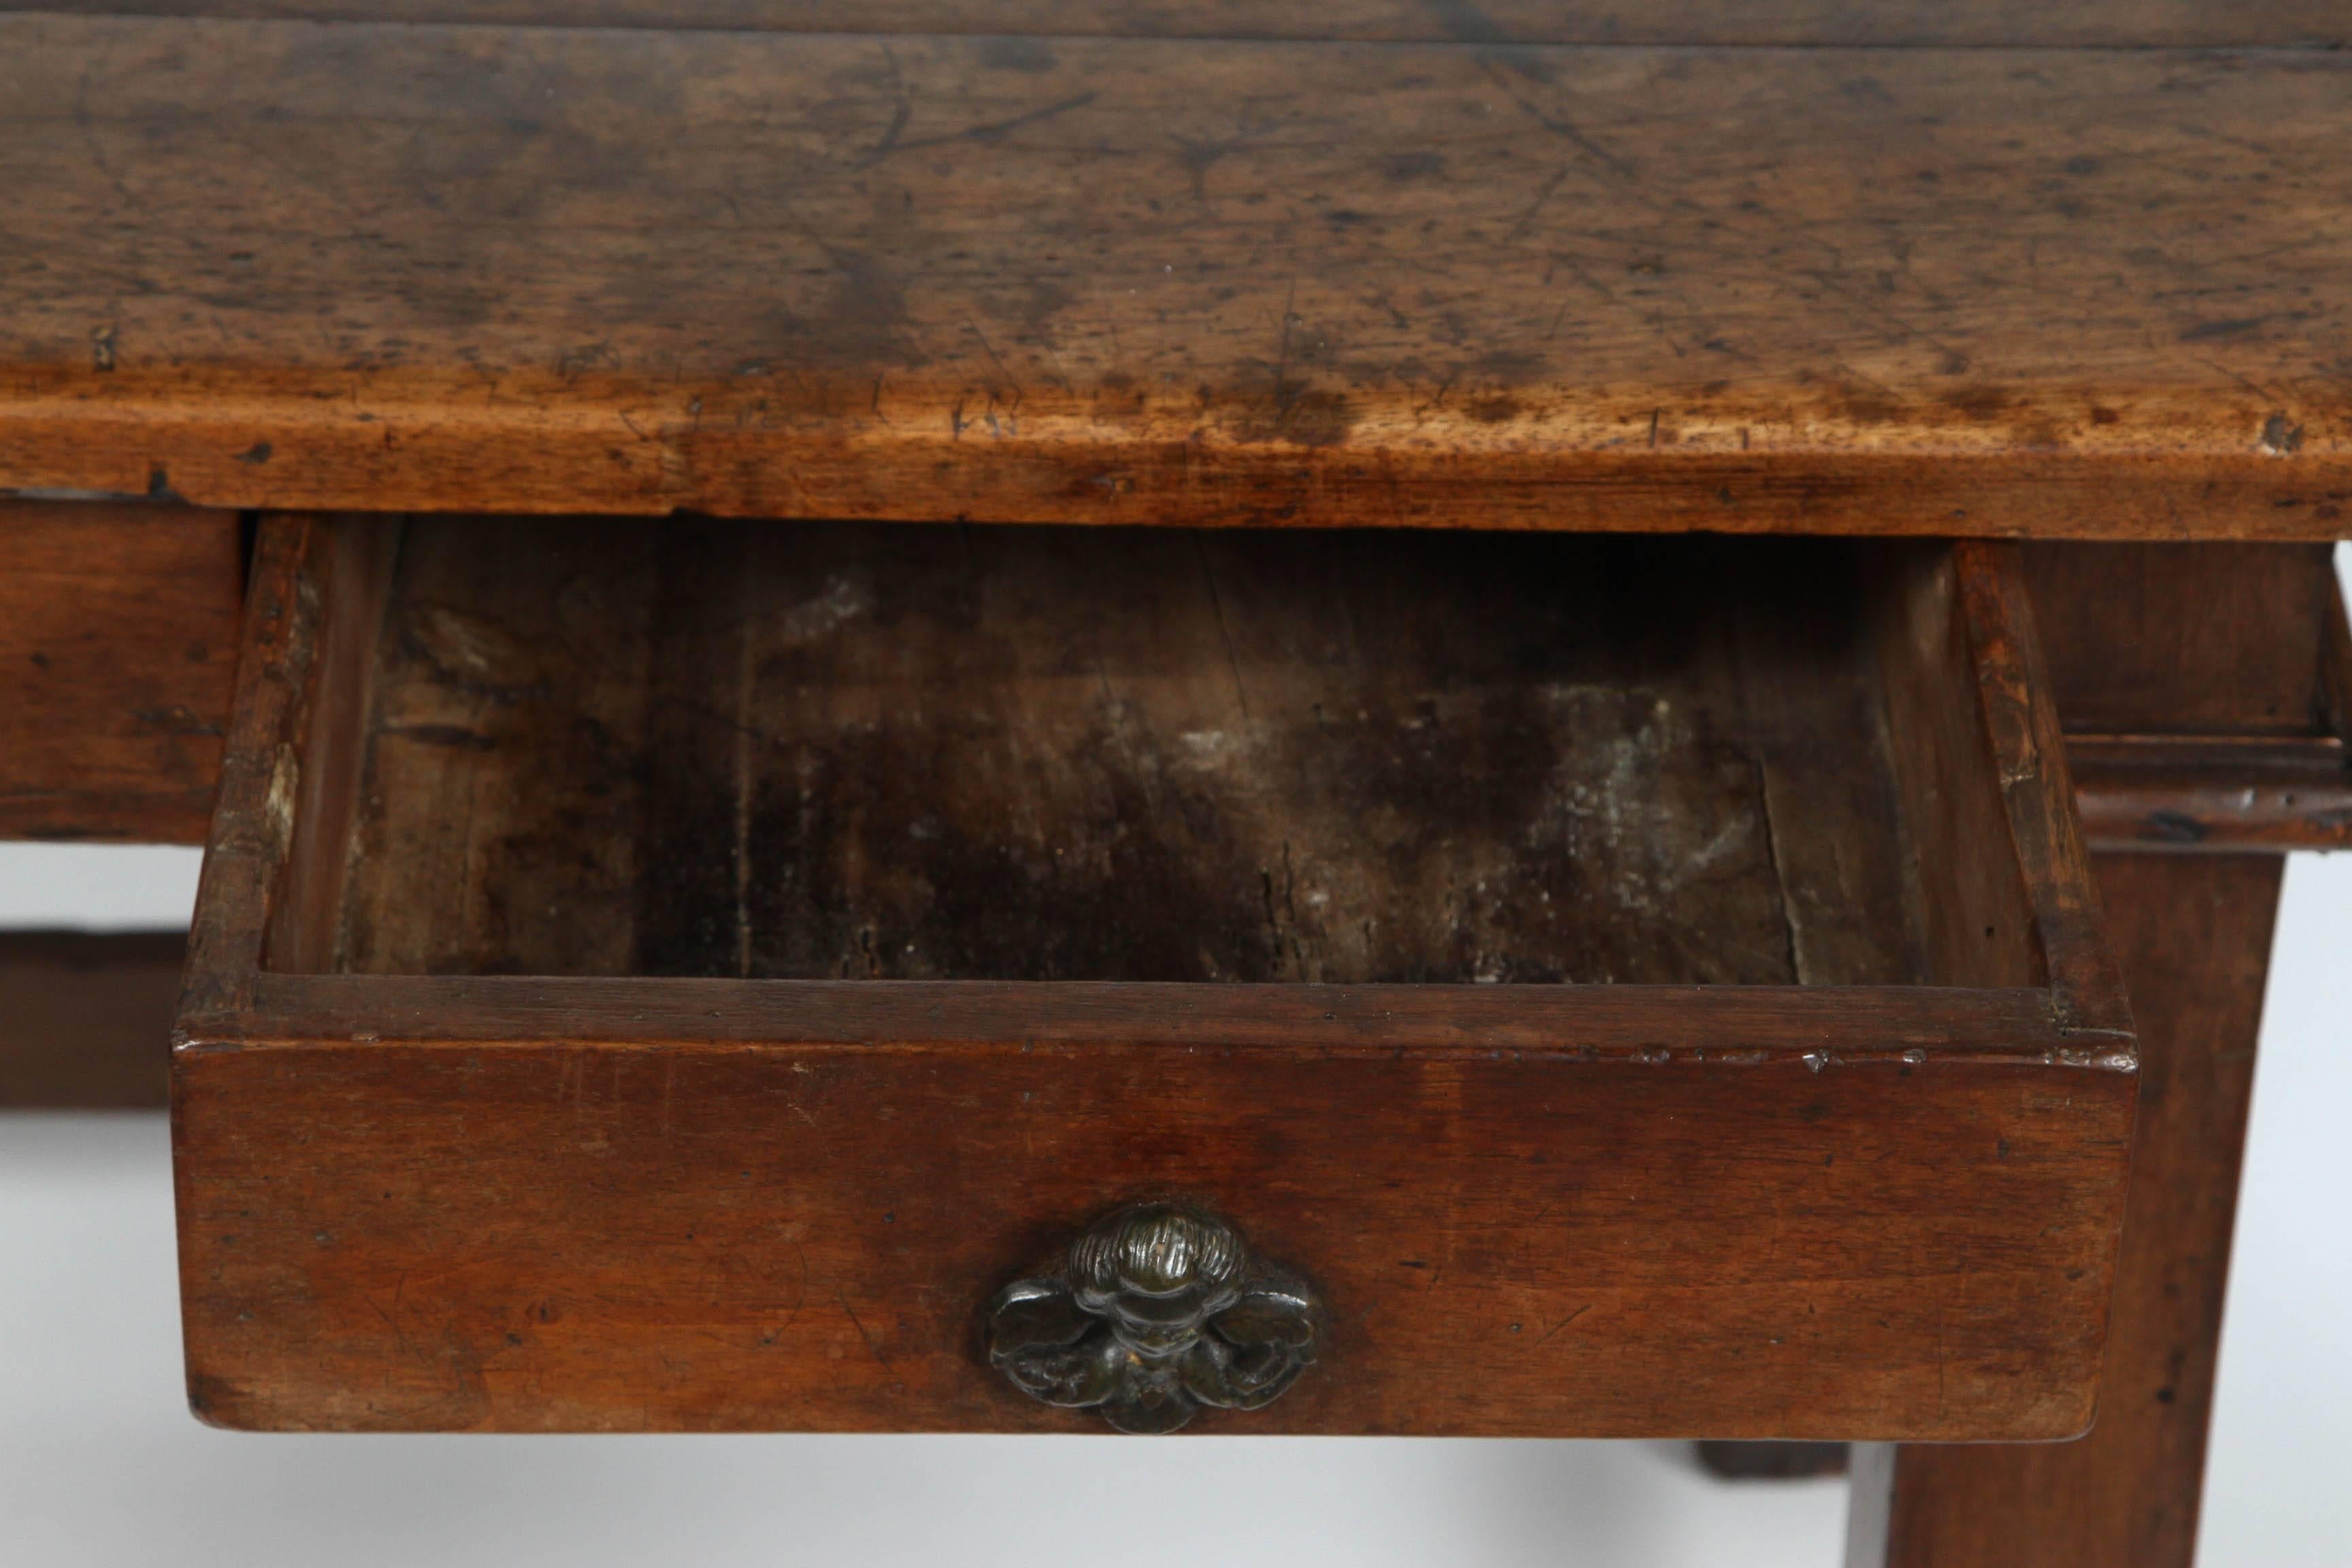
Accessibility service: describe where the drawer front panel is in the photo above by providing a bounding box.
[178,1039,2133,1439]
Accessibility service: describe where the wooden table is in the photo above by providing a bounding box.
[3,3,2347,1562]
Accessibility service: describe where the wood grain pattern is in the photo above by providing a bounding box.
[0,501,242,842]
[0,930,179,1107]
[175,1029,2136,1437]
[2027,543,2342,738]
[2068,743,2352,852]
[1868,544,2043,994]
[172,514,2136,1435]
[1851,853,2283,1568]
[2026,542,2352,850]
[261,517,397,976]
[1948,541,2125,1032]
[223,970,2108,1059]
[5,16,2349,536]
[181,512,394,1019]
[335,520,1913,987]
[13,0,2347,47]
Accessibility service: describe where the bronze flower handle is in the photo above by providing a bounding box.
[983,1204,1322,1433]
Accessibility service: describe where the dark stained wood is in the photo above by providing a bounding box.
[5,16,2349,537]
[261,518,397,975]
[336,520,1910,987]
[229,970,2104,1059]
[0,501,242,843]
[2325,571,2351,742]
[13,0,2347,47]
[1948,541,2125,1031]
[1697,1440,1849,1481]
[2027,544,2340,738]
[2027,542,2352,850]
[181,514,351,1020]
[0,930,179,1107]
[2068,742,2352,852]
[1869,543,2044,994]
[1727,574,1916,986]
[172,514,2136,1436]
[1850,853,2283,1568]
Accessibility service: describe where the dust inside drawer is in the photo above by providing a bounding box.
[334,521,1927,989]
[176,516,2134,1440]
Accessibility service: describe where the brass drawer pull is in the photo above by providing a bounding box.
[985,1205,1322,1433]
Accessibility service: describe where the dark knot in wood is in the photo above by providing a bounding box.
[984,1203,1321,1433]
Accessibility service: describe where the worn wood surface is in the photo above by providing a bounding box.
[338,519,1914,985]
[0,502,242,842]
[2027,544,2342,738]
[2067,744,2352,851]
[1947,541,2125,1030]
[14,0,2347,47]
[172,514,2135,1436]
[263,517,397,977]
[224,970,2116,1060]
[174,1028,2137,1437]
[1851,853,2282,1568]
[1868,544,2045,1000]
[2026,542,2352,849]
[4,16,2349,536]
[0,930,179,1107]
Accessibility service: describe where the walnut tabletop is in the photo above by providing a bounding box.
[2,2,2348,535]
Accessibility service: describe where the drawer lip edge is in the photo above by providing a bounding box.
[174,973,2137,1071]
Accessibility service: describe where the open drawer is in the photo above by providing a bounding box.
[175,517,2134,1437]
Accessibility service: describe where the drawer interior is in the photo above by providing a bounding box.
[178,514,2130,1440]
[280,519,2023,993]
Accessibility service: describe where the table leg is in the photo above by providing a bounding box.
[1848,852,2283,1568]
